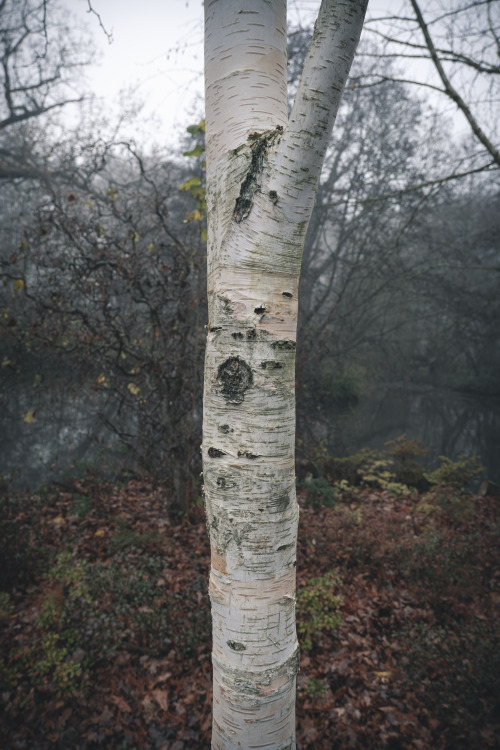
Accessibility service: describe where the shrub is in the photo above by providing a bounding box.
[427,454,483,491]
[305,677,327,698]
[418,486,475,522]
[326,447,386,486]
[0,493,44,589]
[37,549,210,666]
[70,493,93,519]
[296,570,343,652]
[109,516,163,554]
[301,477,337,509]
[358,457,412,497]
[385,434,429,489]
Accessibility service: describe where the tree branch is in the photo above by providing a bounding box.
[409,0,500,168]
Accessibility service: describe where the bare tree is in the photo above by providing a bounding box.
[0,0,93,180]
[362,0,500,172]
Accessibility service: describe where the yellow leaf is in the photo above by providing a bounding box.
[13,279,25,292]
[148,243,155,253]
[2,308,8,319]
[51,516,65,525]
[132,231,139,242]
[183,209,202,223]
[128,383,140,396]
[373,671,391,679]
[24,409,36,423]
[1,358,12,368]
[94,529,106,537]
[96,373,109,387]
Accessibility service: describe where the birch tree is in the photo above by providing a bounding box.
[202,1,367,747]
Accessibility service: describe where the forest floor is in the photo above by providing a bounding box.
[0,475,499,749]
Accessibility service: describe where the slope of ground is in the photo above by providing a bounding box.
[0,476,498,749]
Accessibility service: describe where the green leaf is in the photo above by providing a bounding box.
[178,177,201,192]
[186,119,205,135]
[183,144,205,158]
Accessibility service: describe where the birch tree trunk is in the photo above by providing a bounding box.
[202,1,368,747]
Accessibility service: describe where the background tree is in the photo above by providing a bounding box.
[362,0,500,174]
[0,0,94,180]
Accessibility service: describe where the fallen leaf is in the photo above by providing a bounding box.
[110,695,132,713]
[152,689,169,711]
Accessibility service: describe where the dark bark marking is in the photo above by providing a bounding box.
[227,640,246,652]
[282,291,293,298]
[233,128,282,222]
[247,329,257,340]
[260,314,284,322]
[260,361,283,369]
[271,340,296,351]
[217,356,253,404]
[254,306,266,314]
[218,424,233,434]
[272,493,290,512]
[231,332,244,339]
[208,447,225,458]
[237,451,261,460]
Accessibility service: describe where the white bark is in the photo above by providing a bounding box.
[202,2,367,748]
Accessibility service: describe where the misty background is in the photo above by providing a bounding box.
[1,0,499,509]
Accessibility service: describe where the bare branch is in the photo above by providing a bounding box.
[408,0,500,168]
[86,0,113,44]
[319,162,497,208]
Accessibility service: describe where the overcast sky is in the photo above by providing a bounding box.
[74,0,205,148]
[68,0,461,151]
[71,0,347,149]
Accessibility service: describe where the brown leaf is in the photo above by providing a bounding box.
[152,689,169,712]
[110,694,132,713]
